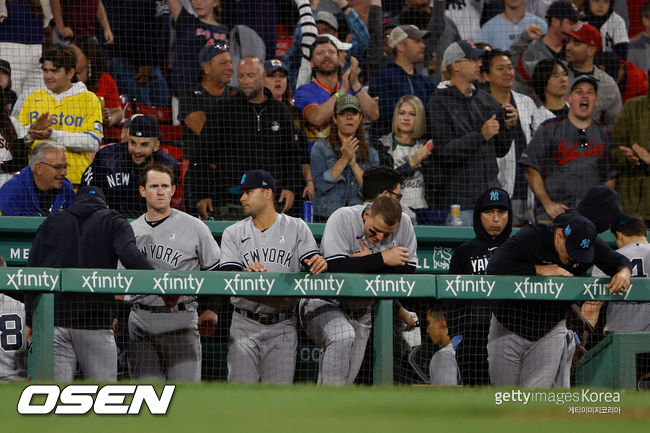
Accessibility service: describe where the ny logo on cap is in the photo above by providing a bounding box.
[240,174,246,184]
[490,191,499,201]
[564,225,572,236]
[580,239,590,249]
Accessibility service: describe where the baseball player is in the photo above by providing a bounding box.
[0,257,27,381]
[300,194,418,385]
[219,170,326,384]
[486,213,632,387]
[125,163,220,382]
[591,214,650,332]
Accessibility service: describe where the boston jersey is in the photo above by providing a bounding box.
[18,82,103,185]
[220,213,320,313]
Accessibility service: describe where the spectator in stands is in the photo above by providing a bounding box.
[284,0,370,92]
[564,23,622,129]
[17,46,103,187]
[311,94,378,222]
[0,88,28,188]
[180,42,237,214]
[106,0,170,107]
[627,2,650,73]
[448,187,512,385]
[427,41,515,225]
[168,0,229,116]
[611,85,650,224]
[532,58,570,117]
[426,308,462,386]
[81,115,179,218]
[375,94,432,223]
[486,213,631,387]
[0,60,17,112]
[294,36,378,149]
[362,1,397,82]
[0,141,74,216]
[51,0,113,46]
[194,57,301,220]
[27,185,153,382]
[369,25,436,141]
[595,51,648,105]
[482,49,547,224]
[71,36,122,127]
[479,0,548,51]
[509,0,579,96]
[0,0,48,107]
[263,59,313,206]
[521,76,617,222]
[444,0,484,42]
[583,0,629,60]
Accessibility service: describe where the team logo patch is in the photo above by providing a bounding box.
[580,238,590,249]
[490,191,499,201]
[564,225,572,236]
[280,235,285,244]
[271,121,280,132]
[170,233,176,241]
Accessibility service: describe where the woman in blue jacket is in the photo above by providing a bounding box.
[311,94,378,222]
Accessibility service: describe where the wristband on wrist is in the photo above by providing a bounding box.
[334,90,346,98]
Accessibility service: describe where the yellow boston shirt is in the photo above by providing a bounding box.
[19,82,103,185]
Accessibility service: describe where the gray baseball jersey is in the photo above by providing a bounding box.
[429,344,461,386]
[592,242,650,332]
[320,204,418,308]
[0,294,27,381]
[125,208,221,310]
[220,213,320,313]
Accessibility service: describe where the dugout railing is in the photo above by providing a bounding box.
[2,267,649,387]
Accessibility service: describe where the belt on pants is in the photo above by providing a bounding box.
[132,303,188,313]
[234,307,293,325]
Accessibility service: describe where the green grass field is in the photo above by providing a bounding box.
[2,383,649,432]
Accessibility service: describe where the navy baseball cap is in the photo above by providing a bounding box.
[199,41,230,65]
[561,214,597,263]
[264,59,288,75]
[443,40,485,66]
[479,187,511,211]
[239,170,277,193]
[129,115,159,138]
[571,75,599,93]
[546,0,582,23]
[76,185,107,203]
[0,59,10,75]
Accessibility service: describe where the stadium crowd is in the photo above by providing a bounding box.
[0,0,649,386]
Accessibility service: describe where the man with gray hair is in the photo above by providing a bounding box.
[0,141,75,216]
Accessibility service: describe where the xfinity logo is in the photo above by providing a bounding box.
[582,280,632,300]
[82,271,133,292]
[364,275,415,297]
[293,274,344,296]
[152,273,204,294]
[224,273,275,295]
[6,269,58,291]
[17,384,175,415]
[444,275,495,297]
[514,277,564,299]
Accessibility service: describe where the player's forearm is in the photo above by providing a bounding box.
[524,166,553,207]
[50,130,101,153]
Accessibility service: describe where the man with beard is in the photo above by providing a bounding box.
[294,36,378,150]
[81,115,179,218]
[521,75,617,223]
[194,56,301,220]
